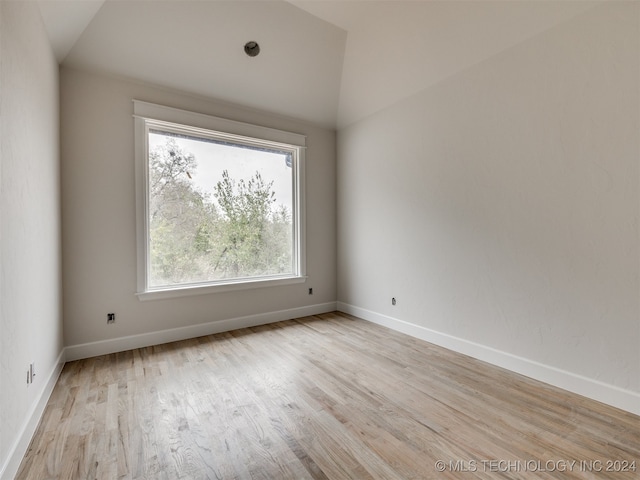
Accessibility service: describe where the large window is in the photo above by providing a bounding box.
[134,101,306,299]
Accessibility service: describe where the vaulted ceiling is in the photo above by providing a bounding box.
[37,0,600,128]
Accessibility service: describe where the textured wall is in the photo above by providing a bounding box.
[0,1,62,476]
[338,3,639,400]
[60,68,337,348]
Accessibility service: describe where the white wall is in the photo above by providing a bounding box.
[0,2,64,478]
[62,0,346,128]
[337,2,639,413]
[60,68,336,354]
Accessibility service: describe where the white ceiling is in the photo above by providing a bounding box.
[37,0,601,128]
[37,0,106,61]
[296,0,600,126]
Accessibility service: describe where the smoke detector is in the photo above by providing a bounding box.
[244,41,260,57]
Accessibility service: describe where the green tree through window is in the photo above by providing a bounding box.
[147,135,294,288]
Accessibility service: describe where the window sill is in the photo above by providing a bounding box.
[136,275,307,301]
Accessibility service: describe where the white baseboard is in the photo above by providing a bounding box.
[337,302,640,416]
[0,349,65,480]
[65,302,337,362]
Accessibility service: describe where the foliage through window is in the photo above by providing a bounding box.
[134,102,305,297]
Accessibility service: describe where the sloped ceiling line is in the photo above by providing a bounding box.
[38,0,600,128]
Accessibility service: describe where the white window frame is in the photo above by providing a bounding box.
[133,100,306,300]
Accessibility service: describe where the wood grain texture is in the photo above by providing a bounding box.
[16,312,639,479]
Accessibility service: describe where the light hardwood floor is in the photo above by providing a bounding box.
[16,312,639,479]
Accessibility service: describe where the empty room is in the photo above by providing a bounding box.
[1,0,638,478]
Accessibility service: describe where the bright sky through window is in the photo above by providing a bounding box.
[148,132,293,211]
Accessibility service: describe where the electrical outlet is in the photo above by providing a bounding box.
[107,313,115,324]
[26,363,35,385]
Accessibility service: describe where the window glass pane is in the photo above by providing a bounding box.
[147,129,294,288]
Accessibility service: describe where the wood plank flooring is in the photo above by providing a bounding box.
[16,312,640,479]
